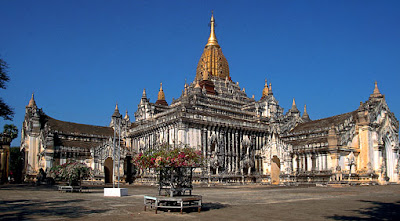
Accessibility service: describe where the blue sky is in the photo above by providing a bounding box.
[1,1,399,147]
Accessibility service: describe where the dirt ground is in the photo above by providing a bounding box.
[1,184,400,220]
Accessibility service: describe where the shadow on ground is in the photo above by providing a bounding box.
[201,202,227,211]
[0,199,109,220]
[326,200,400,220]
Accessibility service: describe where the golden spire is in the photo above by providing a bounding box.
[261,79,269,98]
[195,79,201,88]
[292,98,296,108]
[206,11,219,47]
[195,12,229,80]
[156,82,168,105]
[157,82,165,101]
[124,110,129,120]
[28,93,37,107]
[115,102,119,111]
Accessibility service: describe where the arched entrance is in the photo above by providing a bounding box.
[271,155,280,185]
[104,157,113,184]
[383,137,395,182]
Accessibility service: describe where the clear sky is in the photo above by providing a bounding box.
[1,0,399,147]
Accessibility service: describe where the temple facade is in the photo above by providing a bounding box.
[21,14,399,185]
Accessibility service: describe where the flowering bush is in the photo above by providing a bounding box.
[133,144,204,169]
[48,162,92,186]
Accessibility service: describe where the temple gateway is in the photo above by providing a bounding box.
[21,14,399,185]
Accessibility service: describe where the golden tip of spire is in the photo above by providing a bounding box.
[160,82,163,91]
[115,102,119,110]
[206,12,219,47]
[304,104,307,112]
[292,98,296,106]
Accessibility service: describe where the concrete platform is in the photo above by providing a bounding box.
[104,187,128,197]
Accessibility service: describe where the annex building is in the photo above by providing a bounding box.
[21,14,399,185]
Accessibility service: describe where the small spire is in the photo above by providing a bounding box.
[142,88,147,98]
[373,81,381,94]
[302,104,310,121]
[268,82,273,95]
[291,98,299,112]
[370,81,384,99]
[156,82,168,105]
[206,11,219,47]
[195,79,201,88]
[261,79,269,99]
[112,102,121,117]
[115,102,119,111]
[157,82,165,100]
[124,110,130,120]
[242,88,245,93]
[28,93,37,107]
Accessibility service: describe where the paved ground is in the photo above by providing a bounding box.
[1,183,400,220]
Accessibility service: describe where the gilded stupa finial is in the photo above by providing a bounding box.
[158,82,165,101]
[124,110,129,120]
[261,79,269,98]
[206,11,219,47]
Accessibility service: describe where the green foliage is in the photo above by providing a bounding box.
[9,147,24,183]
[133,144,204,169]
[3,124,18,140]
[48,162,92,186]
[0,58,14,121]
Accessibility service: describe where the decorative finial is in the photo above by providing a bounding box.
[373,81,380,94]
[302,104,310,121]
[206,12,219,47]
[261,79,269,98]
[142,88,147,98]
[292,98,296,107]
[115,102,119,111]
[195,79,201,88]
[268,82,273,95]
[124,110,129,120]
[157,82,166,101]
[28,92,37,107]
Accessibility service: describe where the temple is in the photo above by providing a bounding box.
[21,14,399,185]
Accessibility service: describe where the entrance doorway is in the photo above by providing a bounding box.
[104,157,113,184]
[271,155,280,185]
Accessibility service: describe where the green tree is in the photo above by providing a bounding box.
[9,147,24,183]
[3,124,18,140]
[0,58,14,121]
